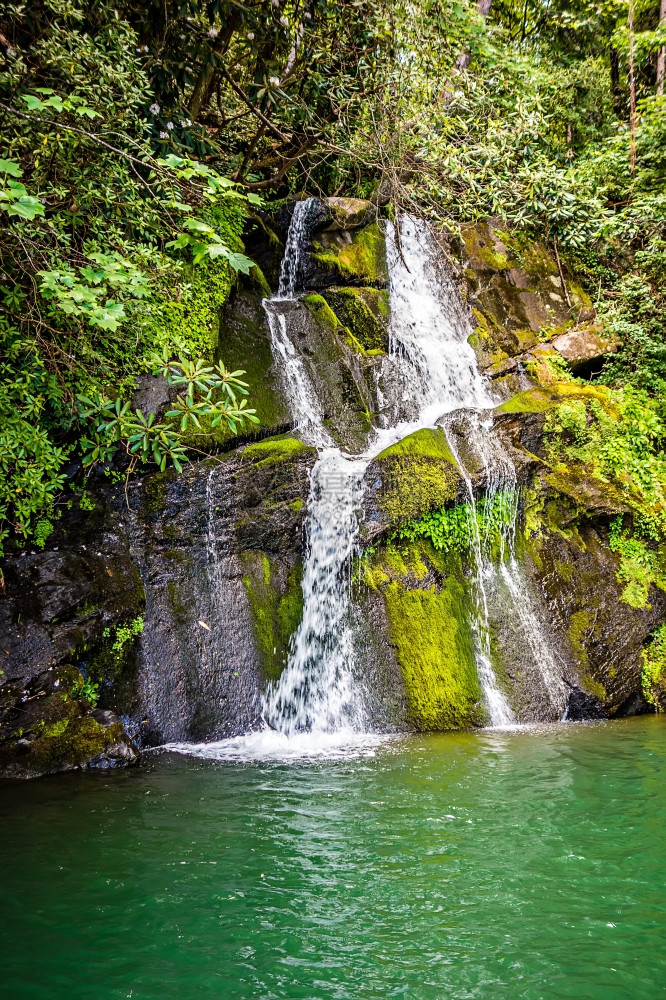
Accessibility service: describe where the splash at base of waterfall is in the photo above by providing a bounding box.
[158,729,393,762]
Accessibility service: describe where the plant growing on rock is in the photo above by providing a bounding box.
[78,353,257,473]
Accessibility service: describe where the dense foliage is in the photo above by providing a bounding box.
[1,0,665,557]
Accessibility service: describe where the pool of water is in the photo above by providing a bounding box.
[2,716,666,999]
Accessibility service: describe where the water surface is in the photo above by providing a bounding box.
[2,716,666,999]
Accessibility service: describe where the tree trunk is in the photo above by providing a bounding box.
[454,0,494,72]
[629,0,637,174]
[657,0,666,97]
[610,47,623,114]
[188,17,240,120]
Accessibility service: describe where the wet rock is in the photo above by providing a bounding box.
[282,295,381,453]
[564,687,608,721]
[549,325,619,374]
[306,222,389,289]
[131,374,171,418]
[0,490,145,695]
[127,434,316,745]
[320,197,375,231]
[0,665,139,779]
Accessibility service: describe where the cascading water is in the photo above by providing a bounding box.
[261,210,527,735]
[260,200,369,736]
[178,205,565,757]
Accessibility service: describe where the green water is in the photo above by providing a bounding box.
[2,717,666,999]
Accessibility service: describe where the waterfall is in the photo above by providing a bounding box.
[179,206,565,757]
[261,211,530,734]
[262,451,368,735]
[454,416,567,715]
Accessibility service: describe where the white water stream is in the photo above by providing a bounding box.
[168,207,564,760]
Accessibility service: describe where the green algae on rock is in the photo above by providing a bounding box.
[359,541,483,730]
[363,428,464,535]
[240,551,304,683]
[240,434,314,468]
[0,664,139,779]
[309,221,388,288]
[320,287,389,353]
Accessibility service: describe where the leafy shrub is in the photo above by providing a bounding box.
[642,624,666,711]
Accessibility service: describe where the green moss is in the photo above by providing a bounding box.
[139,471,172,522]
[641,623,666,711]
[580,674,607,702]
[383,573,483,730]
[502,233,558,280]
[145,202,246,360]
[241,434,312,468]
[29,715,122,769]
[302,293,343,334]
[359,542,430,590]
[240,552,304,682]
[378,428,457,464]
[374,428,462,525]
[461,223,513,270]
[568,609,591,671]
[321,287,389,352]
[311,222,388,286]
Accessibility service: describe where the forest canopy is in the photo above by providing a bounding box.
[0,0,665,554]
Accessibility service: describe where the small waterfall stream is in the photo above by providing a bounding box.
[190,206,565,756]
[261,211,539,736]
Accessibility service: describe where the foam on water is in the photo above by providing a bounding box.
[159,729,392,763]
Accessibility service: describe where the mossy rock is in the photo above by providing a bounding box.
[308,221,388,288]
[269,296,377,453]
[0,664,138,778]
[458,220,595,363]
[240,551,304,683]
[361,542,483,730]
[495,383,617,417]
[240,434,314,469]
[364,428,464,532]
[321,287,389,353]
[180,286,293,452]
[301,293,342,333]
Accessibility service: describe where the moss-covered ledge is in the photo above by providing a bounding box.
[362,427,465,540]
[308,221,389,288]
[358,541,484,730]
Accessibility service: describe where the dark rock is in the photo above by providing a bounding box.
[131,374,172,418]
[125,435,316,745]
[564,687,608,721]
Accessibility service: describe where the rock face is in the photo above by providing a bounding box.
[130,434,315,745]
[3,207,663,778]
[457,220,600,380]
[0,434,316,776]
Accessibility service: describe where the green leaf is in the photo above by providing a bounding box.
[7,196,45,220]
[20,95,44,111]
[0,159,23,178]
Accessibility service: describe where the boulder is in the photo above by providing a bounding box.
[320,197,375,231]
[306,222,389,289]
[550,325,619,374]
[361,428,466,541]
